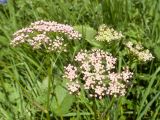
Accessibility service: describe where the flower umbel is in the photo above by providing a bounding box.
[11,20,81,52]
[95,24,124,42]
[64,49,133,99]
[125,41,154,62]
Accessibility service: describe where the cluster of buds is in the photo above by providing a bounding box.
[10,20,81,52]
[95,24,124,42]
[125,41,154,62]
[63,49,133,99]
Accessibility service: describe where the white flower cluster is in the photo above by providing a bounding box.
[95,24,124,42]
[125,41,154,62]
[107,67,133,97]
[64,49,133,99]
[10,20,81,52]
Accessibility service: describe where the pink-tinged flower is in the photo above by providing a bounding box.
[106,67,133,97]
[106,79,126,97]
[75,50,87,62]
[11,20,81,52]
[63,49,133,99]
[121,67,133,82]
[47,36,67,52]
[64,64,78,81]
[108,72,121,81]
[67,81,80,94]
[94,85,106,98]
[30,20,81,40]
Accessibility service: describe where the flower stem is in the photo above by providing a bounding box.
[101,97,115,119]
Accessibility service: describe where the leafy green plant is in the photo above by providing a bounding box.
[0,0,160,120]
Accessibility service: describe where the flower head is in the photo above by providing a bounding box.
[64,64,78,81]
[64,49,133,99]
[125,41,154,62]
[10,20,81,52]
[95,24,124,42]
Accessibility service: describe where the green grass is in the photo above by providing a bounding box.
[0,0,160,119]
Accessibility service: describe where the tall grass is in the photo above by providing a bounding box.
[0,0,160,119]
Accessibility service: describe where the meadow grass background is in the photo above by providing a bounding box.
[0,0,160,119]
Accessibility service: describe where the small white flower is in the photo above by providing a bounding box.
[125,41,154,62]
[95,24,124,42]
[64,49,133,98]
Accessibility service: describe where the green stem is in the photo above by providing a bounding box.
[46,63,52,120]
[101,97,115,119]
[60,116,63,120]
[93,99,97,119]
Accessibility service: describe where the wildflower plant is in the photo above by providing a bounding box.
[1,1,160,119]
[9,20,155,119]
[11,20,81,52]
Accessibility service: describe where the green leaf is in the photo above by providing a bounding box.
[36,77,49,104]
[36,7,47,16]
[59,94,74,114]
[154,45,160,60]
[55,85,67,105]
[8,91,20,102]
[51,85,75,116]
[74,25,103,48]
[0,36,8,46]
[0,92,5,102]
